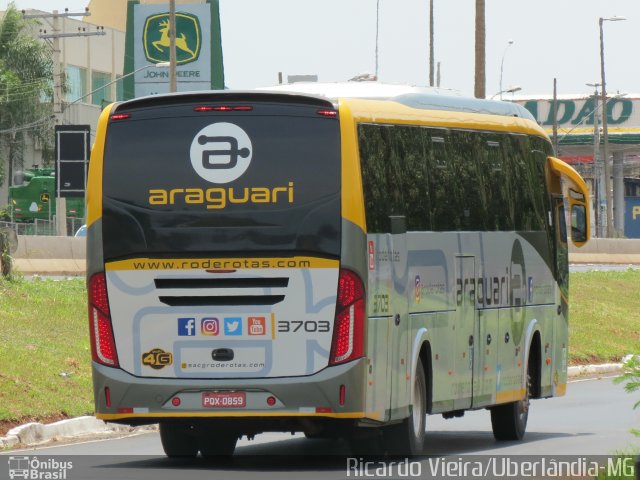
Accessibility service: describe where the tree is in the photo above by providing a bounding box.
[0,3,54,190]
[474,0,486,99]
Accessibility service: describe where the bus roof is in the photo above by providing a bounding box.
[258,82,535,120]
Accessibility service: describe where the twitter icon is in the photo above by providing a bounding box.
[224,317,243,336]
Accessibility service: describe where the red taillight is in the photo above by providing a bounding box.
[88,273,119,367]
[194,105,253,112]
[330,269,365,365]
[110,113,130,121]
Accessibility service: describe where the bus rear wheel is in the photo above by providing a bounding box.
[384,361,427,455]
[199,432,238,459]
[159,423,199,458]
[490,366,531,441]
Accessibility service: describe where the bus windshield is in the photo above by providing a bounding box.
[101,101,341,261]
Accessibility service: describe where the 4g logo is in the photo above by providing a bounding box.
[142,348,173,370]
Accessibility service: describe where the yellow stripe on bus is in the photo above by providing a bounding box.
[495,388,526,404]
[338,101,367,231]
[97,411,365,421]
[105,257,340,271]
[86,103,115,227]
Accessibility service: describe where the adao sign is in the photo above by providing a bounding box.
[516,97,638,128]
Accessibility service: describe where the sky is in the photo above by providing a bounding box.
[1,0,639,97]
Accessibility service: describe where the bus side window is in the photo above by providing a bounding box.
[571,204,587,243]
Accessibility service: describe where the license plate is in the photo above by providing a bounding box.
[202,392,246,408]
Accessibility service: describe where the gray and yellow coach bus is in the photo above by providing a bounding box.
[86,83,590,457]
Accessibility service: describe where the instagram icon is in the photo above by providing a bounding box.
[201,318,219,336]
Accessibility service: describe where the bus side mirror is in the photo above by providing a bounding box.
[547,156,590,247]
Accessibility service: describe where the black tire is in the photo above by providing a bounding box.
[383,361,427,455]
[199,432,238,459]
[490,364,532,441]
[159,423,199,458]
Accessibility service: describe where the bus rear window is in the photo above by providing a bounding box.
[101,102,341,260]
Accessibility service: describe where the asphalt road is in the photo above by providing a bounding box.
[2,376,639,480]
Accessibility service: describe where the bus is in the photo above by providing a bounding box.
[86,83,589,457]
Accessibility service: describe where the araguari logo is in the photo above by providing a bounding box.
[143,13,201,65]
[148,122,295,210]
[190,122,252,184]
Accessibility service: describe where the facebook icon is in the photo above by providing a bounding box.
[178,318,196,336]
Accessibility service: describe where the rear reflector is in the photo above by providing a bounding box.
[104,387,111,408]
[315,407,333,413]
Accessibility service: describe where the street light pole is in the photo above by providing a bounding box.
[63,63,169,111]
[499,40,514,100]
[490,85,521,100]
[599,15,626,237]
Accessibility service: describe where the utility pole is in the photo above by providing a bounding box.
[169,0,177,92]
[474,0,486,98]
[23,9,104,125]
[588,84,602,237]
[22,8,104,236]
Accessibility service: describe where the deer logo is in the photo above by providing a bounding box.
[143,13,201,65]
[153,19,196,58]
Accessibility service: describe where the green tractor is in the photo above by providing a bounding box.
[9,167,85,222]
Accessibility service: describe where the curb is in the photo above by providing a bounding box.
[567,363,623,378]
[0,416,135,450]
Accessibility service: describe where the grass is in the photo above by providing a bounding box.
[569,269,640,364]
[0,270,639,429]
[0,276,92,428]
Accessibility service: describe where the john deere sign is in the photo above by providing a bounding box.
[124,1,224,99]
[143,13,201,65]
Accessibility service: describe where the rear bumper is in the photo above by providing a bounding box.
[92,358,367,424]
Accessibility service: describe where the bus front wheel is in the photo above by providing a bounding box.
[490,366,531,441]
[384,361,427,455]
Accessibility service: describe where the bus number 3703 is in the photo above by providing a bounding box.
[277,320,331,333]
